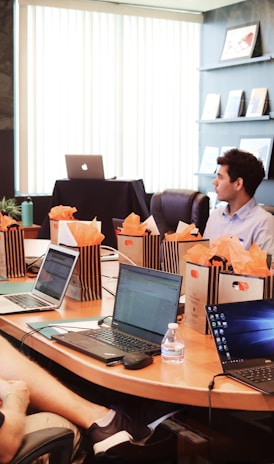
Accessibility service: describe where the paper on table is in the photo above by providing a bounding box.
[0,281,33,294]
[27,317,110,340]
[50,320,99,333]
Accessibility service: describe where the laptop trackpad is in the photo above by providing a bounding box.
[52,332,126,362]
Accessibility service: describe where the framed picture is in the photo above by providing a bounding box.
[220,22,260,61]
[239,136,273,178]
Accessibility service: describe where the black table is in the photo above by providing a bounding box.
[39,178,150,248]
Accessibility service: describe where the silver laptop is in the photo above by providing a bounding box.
[0,244,79,314]
[52,263,182,364]
[206,299,274,394]
[65,154,105,180]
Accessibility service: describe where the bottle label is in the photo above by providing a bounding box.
[161,345,184,357]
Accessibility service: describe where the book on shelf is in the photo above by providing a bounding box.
[199,146,219,174]
[223,90,245,118]
[245,87,269,117]
[201,93,221,120]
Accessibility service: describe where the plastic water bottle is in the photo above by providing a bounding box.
[21,197,33,227]
[161,322,184,364]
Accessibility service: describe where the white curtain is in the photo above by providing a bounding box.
[15,2,201,195]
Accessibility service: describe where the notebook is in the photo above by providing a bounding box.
[205,299,274,394]
[52,263,182,364]
[0,244,79,314]
[65,154,105,180]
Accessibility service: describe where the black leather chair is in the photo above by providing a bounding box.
[150,188,210,240]
[10,427,74,464]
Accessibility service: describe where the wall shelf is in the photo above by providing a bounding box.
[199,53,274,71]
[198,115,271,124]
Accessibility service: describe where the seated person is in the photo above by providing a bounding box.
[203,148,274,260]
[0,335,155,463]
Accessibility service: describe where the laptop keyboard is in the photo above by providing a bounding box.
[5,294,50,309]
[86,327,160,353]
[234,364,274,383]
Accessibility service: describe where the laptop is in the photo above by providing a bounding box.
[205,299,274,394]
[52,263,182,364]
[0,244,79,314]
[65,154,105,180]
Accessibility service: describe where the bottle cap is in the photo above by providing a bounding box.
[168,322,178,329]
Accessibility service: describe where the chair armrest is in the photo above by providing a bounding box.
[10,427,74,464]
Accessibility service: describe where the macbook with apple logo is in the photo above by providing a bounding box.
[65,154,105,180]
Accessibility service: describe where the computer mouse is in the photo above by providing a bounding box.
[122,353,153,370]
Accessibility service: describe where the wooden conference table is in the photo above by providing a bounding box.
[1,261,274,413]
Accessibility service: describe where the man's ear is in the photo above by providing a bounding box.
[235,177,244,190]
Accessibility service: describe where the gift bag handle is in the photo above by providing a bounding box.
[209,255,227,269]
[7,223,20,231]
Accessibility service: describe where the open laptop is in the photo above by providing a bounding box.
[52,263,182,364]
[0,244,79,314]
[65,154,105,180]
[205,299,274,394]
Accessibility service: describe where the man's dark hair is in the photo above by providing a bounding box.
[217,148,265,197]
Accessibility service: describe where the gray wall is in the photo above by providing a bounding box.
[199,0,274,205]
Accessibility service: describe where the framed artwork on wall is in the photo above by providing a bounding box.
[220,22,261,61]
[239,136,273,178]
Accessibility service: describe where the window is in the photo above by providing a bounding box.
[15,1,201,195]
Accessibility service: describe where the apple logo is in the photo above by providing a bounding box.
[81,163,88,171]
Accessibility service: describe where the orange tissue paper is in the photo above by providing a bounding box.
[0,212,19,231]
[165,223,203,242]
[184,234,271,277]
[67,222,105,246]
[48,205,77,220]
[122,213,148,236]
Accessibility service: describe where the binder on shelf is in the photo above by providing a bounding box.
[201,93,221,120]
[245,87,269,117]
[223,90,245,118]
[239,136,273,179]
[199,146,219,174]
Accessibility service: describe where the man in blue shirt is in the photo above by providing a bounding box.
[203,148,274,260]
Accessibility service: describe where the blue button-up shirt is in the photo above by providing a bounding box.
[203,198,274,259]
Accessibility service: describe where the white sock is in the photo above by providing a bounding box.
[95,409,116,427]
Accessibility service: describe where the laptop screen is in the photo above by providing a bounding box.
[206,299,274,368]
[34,245,78,300]
[112,264,182,344]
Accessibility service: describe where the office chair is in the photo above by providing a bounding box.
[10,427,74,464]
[150,188,210,240]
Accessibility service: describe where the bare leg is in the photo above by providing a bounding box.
[0,336,109,429]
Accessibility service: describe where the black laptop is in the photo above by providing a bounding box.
[52,263,182,363]
[205,299,274,394]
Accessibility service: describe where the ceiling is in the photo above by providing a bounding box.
[101,0,248,13]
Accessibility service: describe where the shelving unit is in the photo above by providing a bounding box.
[198,25,274,204]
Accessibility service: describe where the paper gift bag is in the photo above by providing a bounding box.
[184,257,226,334]
[50,220,101,245]
[117,234,161,269]
[0,227,26,278]
[162,239,209,294]
[50,219,60,244]
[66,245,102,301]
[218,271,274,304]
